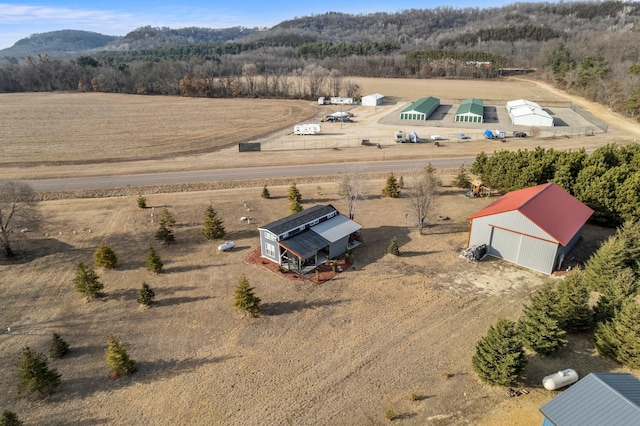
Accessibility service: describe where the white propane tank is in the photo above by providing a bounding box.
[542,369,579,390]
[218,241,236,252]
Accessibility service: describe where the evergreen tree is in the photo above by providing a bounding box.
[452,164,471,189]
[287,183,302,203]
[261,185,270,199]
[145,246,164,274]
[73,262,104,300]
[233,274,261,317]
[137,282,155,306]
[0,410,22,426]
[583,234,627,292]
[202,204,226,240]
[136,195,147,209]
[471,318,527,386]
[289,199,303,215]
[382,172,400,198]
[49,332,70,359]
[106,334,137,377]
[593,268,638,325]
[398,175,404,189]
[517,309,567,356]
[595,300,640,369]
[93,242,118,269]
[554,270,593,333]
[155,208,176,244]
[16,347,61,400]
[387,236,400,256]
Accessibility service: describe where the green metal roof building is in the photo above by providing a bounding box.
[455,98,484,123]
[400,96,440,120]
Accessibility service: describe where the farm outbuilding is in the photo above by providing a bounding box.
[330,97,355,105]
[467,182,593,274]
[258,205,362,274]
[506,98,554,127]
[362,93,384,107]
[540,373,640,426]
[455,98,484,123]
[400,97,440,121]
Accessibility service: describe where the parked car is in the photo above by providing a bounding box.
[513,131,527,138]
[457,133,470,140]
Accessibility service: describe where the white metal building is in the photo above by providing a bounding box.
[506,99,554,127]
[362,93,384,106]
[467,183,593,274]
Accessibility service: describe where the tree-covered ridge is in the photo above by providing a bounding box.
[438,24,561,49]
[296,41,401,59]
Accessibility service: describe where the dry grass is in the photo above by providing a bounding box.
[1,78,639,425]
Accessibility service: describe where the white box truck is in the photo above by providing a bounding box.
[294,124,322,135]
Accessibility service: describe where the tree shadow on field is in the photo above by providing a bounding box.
[261,298,346,316]
[58,355,233,401]
[0,238,73,265]
[156,295,214,307]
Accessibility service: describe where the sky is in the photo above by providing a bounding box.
[0,0,566,50]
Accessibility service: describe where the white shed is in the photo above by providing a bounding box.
[506,99,554,127]
[362,93,384,107]
[467,183,593,274]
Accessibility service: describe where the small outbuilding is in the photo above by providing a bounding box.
[540,373,640,426]
[467,182,593,274]
[455,98,484,123]
[506,98,554,127]
[330,97,354,105]
[400,97,440,121]
[258,205,362,274]
[362,93,384,107]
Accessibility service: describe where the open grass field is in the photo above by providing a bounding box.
[1,77,639,425]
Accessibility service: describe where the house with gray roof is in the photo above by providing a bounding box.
[540,372,640,426]
[258,205,362,274]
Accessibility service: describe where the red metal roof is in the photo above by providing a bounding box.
[468,183,594,246]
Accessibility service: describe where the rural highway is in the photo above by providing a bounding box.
[25,157,475,191]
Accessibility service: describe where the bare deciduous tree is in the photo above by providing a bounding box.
[406,170,439,235]
[338,164,368,220]
[0,180,39,257]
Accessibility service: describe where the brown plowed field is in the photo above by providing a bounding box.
[1,78,638,425]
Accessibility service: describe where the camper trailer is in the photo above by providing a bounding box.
[294,124,322,135]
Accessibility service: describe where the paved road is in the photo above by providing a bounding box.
[26,157,475,191]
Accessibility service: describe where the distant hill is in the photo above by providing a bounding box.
[1,1,639,60]
[0,30,118,57]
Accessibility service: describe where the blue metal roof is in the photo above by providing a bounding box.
[259,205,337,236]
[540,373,640,426]
[279,231,329,259]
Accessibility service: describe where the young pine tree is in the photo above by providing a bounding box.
[582,235,627,292]
[137,282,155,306]
[17,347,61,400]
[73,262,104,300]
[554,270,593,333]
[93,242,118,269]
[595,300,640,369]
[287,183,302,203]
[382,172,400,198]
[155,209,176,244]
[49,332,70,359]
[517,281,567,356]
[233,274,261,317]
[452,164,471,189]
[145,246,164,274]
[289,199,303,215]
[202,204,226,240]
[261,185,270,199]
[106,334,137,377]
[387,236,400,256]
[471,318,527,386]
[0,410,23,426]
[593,268,638,325]
[136,195,147,209]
